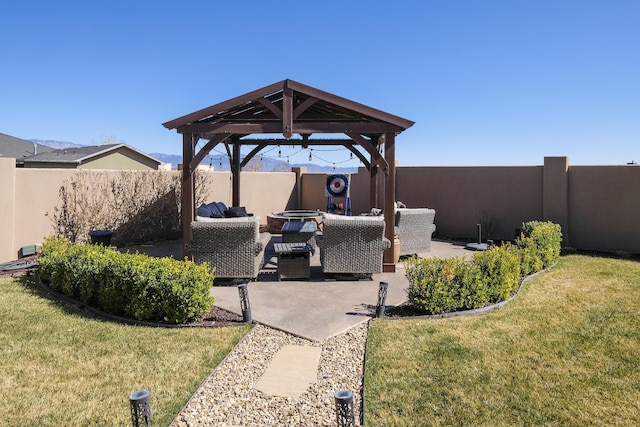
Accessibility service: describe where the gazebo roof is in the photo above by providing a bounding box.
[162,79,414,138]
[164,79,413,272]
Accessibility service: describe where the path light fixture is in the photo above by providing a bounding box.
[129,389,151,427]
[375,281,388,318]
[334,389,355,427]
[238,283,252,322]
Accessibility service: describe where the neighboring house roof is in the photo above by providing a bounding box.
[0,132,55,159]
[20,143,162,167]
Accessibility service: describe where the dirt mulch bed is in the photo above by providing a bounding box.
[181,305,245,327]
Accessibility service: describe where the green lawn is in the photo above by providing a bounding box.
[365,255,640,426]
[0,275,251,426]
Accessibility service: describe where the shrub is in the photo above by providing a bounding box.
[406,221,561,315]
[473,245,521,302]
[50,169,213,246]
[406,257,487,314]
[39,237,215,324]
[516,221,562,275]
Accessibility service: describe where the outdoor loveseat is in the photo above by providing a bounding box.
[186,216,271,281]
[394,208,436,256]
[317,215,390,277]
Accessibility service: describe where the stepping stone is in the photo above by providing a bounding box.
[254,345,322,398]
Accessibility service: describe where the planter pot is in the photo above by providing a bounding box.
[89,230,114,246]
[393,235,401,264]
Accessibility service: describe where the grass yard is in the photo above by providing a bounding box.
[365,255,640,426]
[0,275,251,426]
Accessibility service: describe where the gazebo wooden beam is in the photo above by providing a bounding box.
[189,133,230,173]
[178,121,403,135]
[240,143,269,168]
[346,132,388,174]
[292,96,319,119]
[237,138,354,146]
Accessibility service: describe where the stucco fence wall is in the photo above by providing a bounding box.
[1,156,639,263]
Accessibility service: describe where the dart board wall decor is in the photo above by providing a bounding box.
[325,174,350,197]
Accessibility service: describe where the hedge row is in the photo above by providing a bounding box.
[406,221,562,315]
[38,237,215,324]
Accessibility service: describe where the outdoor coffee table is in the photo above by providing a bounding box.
[281,220,318,252]
[274,242,312,281]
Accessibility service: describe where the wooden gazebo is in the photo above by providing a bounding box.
[163,79,414,272]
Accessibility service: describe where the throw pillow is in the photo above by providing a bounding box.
[207,202,228,218]
[224,206,248,218]
[196,203,213,217]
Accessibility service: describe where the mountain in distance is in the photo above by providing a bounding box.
[29,139,84,150]
[25,140,357,173]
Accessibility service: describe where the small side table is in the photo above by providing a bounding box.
[274,242,312,281]
[282,221,318,252]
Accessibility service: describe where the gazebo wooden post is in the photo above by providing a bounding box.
[231,137,241,207]
[369,136,380,210]
[182,133,195,259]
[370,164,379,210]
[383,132,396,273]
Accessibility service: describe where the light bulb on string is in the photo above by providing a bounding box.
[287,157,290,164]
[308,150,312,162]
[278,145,281,157]
[350,152,353,160]
[333,163,336,171]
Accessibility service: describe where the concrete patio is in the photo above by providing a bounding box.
[127,238,474,341]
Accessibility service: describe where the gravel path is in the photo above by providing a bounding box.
[172,322,369,426]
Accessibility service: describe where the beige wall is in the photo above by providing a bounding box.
[0,158,17,262]
[2,157,639,262]
[196,171,297,222]
[13,168,76,256]
[568,165,640,253]
[393,166,544,241]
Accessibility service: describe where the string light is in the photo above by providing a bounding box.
[223,143,362,169]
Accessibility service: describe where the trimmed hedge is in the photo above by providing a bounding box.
[38,237,215,324]
[406,221,562,315]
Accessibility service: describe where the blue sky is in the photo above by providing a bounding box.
[1,0,638,167]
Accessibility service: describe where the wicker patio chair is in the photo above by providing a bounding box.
[394,208,436,256]
[185,216,271,281]
[317,216,390,276]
